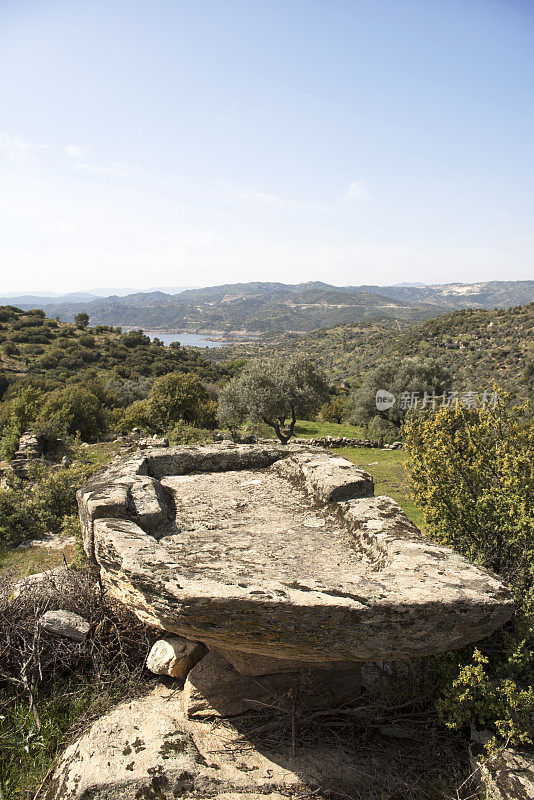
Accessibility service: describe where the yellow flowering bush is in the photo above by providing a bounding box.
[404,395,534,745]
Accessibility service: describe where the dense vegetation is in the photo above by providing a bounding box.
[405,397,534,751]
[0,306,226,460]
[211,303,534,399]
[0,306,221,384]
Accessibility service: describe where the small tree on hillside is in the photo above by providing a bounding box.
[318,394,348,424]
[148,372,216,429]
[74,312,90,329]
[217,356,329,444]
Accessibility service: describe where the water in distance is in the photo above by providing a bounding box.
[147,332,230,348]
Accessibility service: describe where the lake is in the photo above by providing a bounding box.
[146,332,231,348]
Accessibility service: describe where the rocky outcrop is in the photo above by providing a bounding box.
[9,431,47,477]
[78,444,513,666]
[46,685,377,800]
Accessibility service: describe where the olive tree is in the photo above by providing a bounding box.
[217,356,329,444]
[350,356,452,432]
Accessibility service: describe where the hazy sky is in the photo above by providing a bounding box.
[0,0,532,292]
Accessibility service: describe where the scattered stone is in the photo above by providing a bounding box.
[16,533,75,551]
[39,609,90,641]
[146,637,206,679]
[139,436,169,448]
[182,651,361,718]
[291,435,384,449]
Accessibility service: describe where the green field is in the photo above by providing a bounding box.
[293,419,365,438]
[339,446,424,530]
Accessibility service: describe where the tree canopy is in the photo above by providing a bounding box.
[74,312,90,329]
[350,356,452,431]
[217,356,329,443]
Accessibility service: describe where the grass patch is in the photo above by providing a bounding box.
[0,543,76,582]
[338,446,425,530]
[293,420,366,438]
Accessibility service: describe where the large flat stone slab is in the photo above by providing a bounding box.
[78,444,514,663]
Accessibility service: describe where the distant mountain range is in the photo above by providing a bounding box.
[1,280,533,334]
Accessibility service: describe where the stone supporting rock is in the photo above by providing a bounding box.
[146,637,206,679]
[182,651,362,718]
[210,645,358,676]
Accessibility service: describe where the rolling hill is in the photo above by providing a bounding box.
[207,303,534,399]
[0,306,223,392]
[2,280,532,335]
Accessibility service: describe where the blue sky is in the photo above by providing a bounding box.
[0,0,532,292]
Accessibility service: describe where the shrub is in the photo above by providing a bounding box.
[2,341,19,356]
[405,394,534,747]
[148,372,216,430]
[318,395,348,424]
[36,386,107,441]
[167,420,212,445]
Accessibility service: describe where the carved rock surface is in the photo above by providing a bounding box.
[78,444,514,663]
[146,637,206,678]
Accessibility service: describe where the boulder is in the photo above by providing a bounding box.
[146,637,206,678]
[11,566,72,600]
[182,651,361,718]
[45,685,392,800]
[39,610,90,641]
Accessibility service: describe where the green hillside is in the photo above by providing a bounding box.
[210,304,534,397]
[0,306,222,390]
